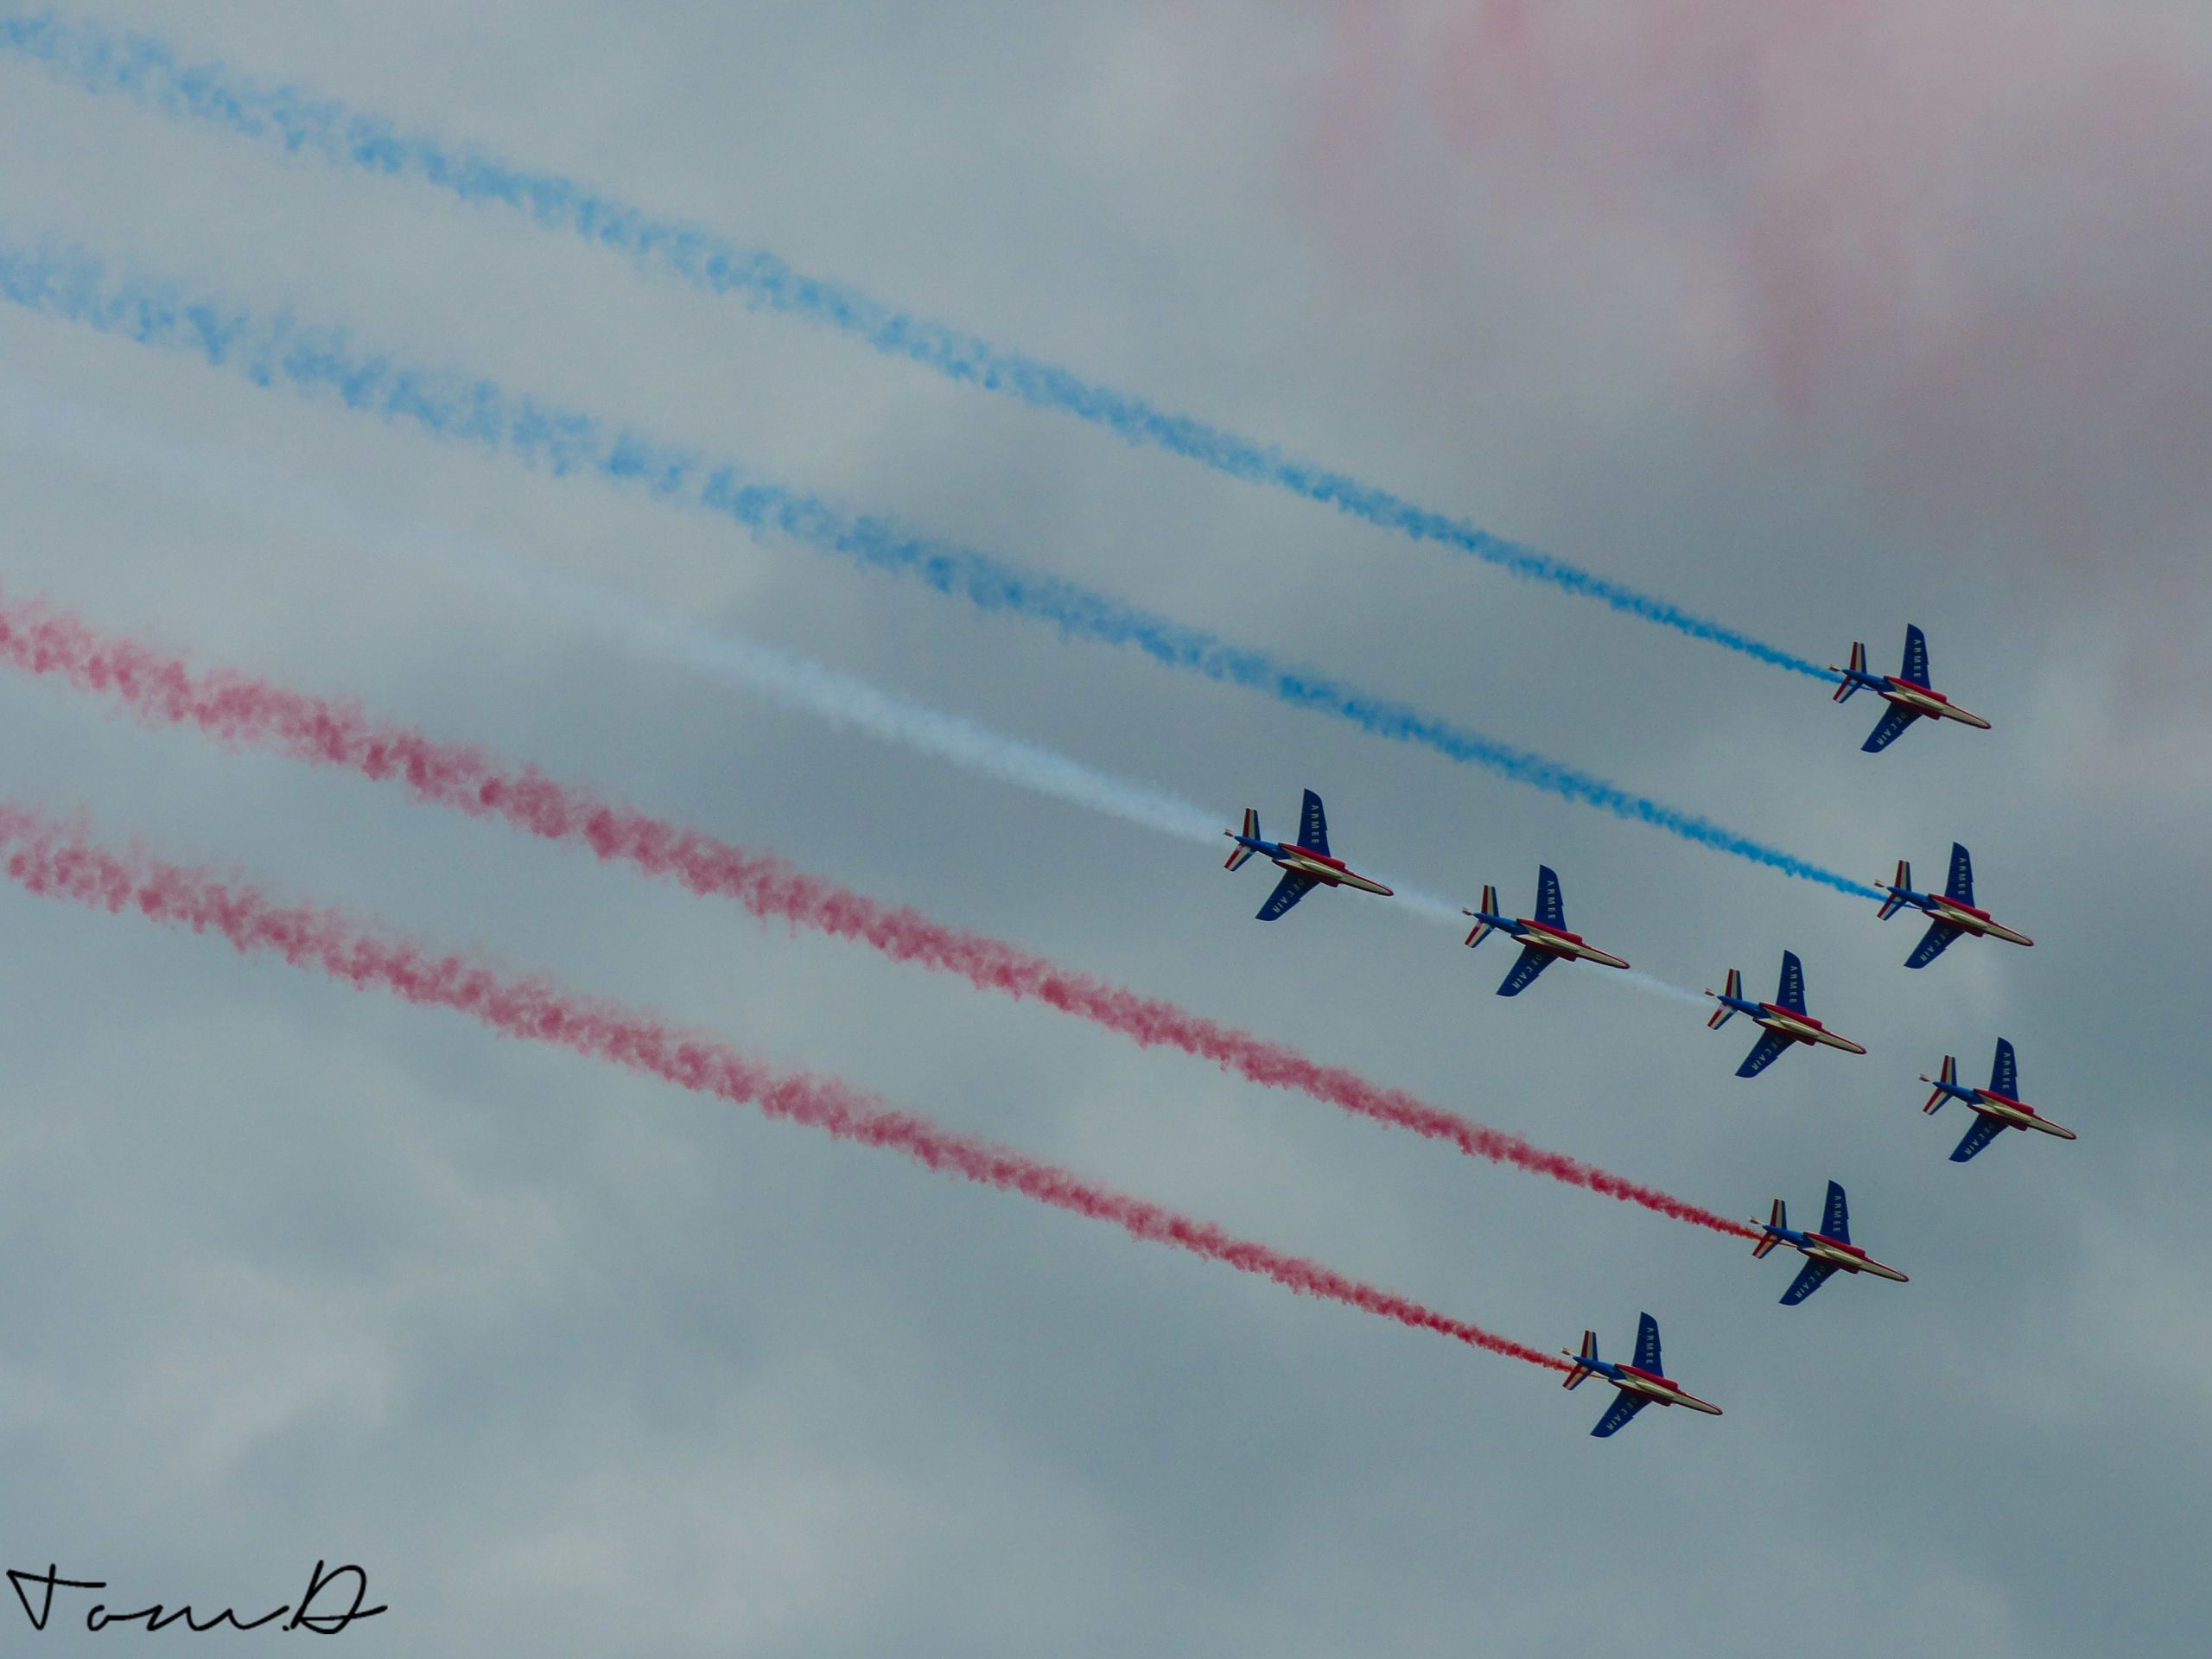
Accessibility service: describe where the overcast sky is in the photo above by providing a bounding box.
[2,3,2208,1654]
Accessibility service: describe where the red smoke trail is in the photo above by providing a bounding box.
[0,590,1754,1241]
[0,803,1565,1371]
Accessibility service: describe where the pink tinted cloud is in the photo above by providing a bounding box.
[1298,1,2212,551]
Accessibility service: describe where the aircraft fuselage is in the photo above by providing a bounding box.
[1510,917,1630,970]
[1907,892,2034,946]
[1473,912,1630,970]
[1964,1089,2076,1140]
[1783,1230,1910,1283]
[1233,837,1395,898]
[1872,676,1991,729]
[1603,1362,1723,1415]
[1727,998,1867,1055]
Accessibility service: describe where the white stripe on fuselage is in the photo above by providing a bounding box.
[1757,1007,1860,1051]
[1801,1239,1905,1280]
[1614,1372,1720,1414]
[1929,899,2031,944]
[1518,922,1627,969]
[1974,1095,2075,1138]
[1885,683,1990,728]
[1273,849,1393,897]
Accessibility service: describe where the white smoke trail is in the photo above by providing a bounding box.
[0,384,1700,1002]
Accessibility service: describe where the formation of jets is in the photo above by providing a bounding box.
[1217,626,2061,1435]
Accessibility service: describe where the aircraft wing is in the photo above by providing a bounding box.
[1821,1179,1851,1243]
[1945,841,1974,906]
[1905,921,1964,969]
[1298,788,1330,858]
[1633,1313,1663,1375]
[1496,944,1554,997]
[1777,950,1808,1014]
[1255,871,1319,922]
[1861,704,1921,753]
[1535,864,1566,931]
[1950,1113,2009,1163]
[1737,1028,1795,1078]
[1591,1391,1650,1438]
[1780,1258,1839,1306]
[1992,1037,2018,1098]
[1902,623,1930,687]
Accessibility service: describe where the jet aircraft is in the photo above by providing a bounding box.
[1831,625,1991,753]
[1460,865,1630,995]
[1876,842,2033,969]
[1223,789,1394,921]
[1920,1038,2077,1162]
[1706,950,1867,1077]
[1561,1313,1722,1437]
[1751,1181,1909,1303]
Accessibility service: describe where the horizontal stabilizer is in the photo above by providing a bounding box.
[1463,886,1500,948]
[1919,1054,1958,1114]
[1706,968,1741,1027]
[1877,860,1912,919]
[1832,642,1866,702]
[1751,1199,1785,1257]
[1562,1329,1599,1389]
[1224,809,1259,870]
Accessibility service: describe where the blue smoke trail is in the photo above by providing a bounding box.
[0,10,1837,681]
[0,235,1879,899]
[10,375,1710,995]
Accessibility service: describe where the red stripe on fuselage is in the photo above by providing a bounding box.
[1286,845,1344,869]
[1808,1234,1866,1257]
[1520,918,1585,945]
[1888,677,1949,703]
